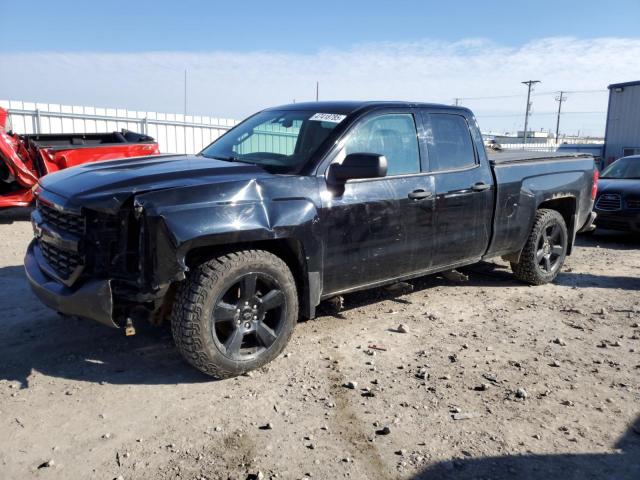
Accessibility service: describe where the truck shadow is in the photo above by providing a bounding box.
[327,257,640,318]
[411,415,640,480]
[576,229,640,251]
[1,223,638,388]
[464,261,640,291]
[0,267,210,388]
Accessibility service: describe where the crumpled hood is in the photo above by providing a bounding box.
[39,154,270,212]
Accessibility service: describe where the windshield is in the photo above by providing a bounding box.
[199,110,344,173]
[601,156,640,179]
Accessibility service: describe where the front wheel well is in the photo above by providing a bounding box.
[183,239,311,318]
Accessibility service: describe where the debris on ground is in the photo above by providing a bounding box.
[441,269,469,283]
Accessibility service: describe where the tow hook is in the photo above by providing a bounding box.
[124,317,137,336]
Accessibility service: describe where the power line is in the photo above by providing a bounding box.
[561,89,608,94]
[456,88,607,102]
[476,111,606,118]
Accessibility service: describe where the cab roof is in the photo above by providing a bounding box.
[266,100,469,116]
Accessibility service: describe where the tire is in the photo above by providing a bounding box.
[511,209,568,285]
[171,250,298,379]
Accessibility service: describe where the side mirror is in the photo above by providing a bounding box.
[328,153,387,183]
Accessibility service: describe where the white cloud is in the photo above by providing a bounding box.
[2,37,639,136]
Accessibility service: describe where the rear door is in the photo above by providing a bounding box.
[420,110,494,268]
[320,109,436,294]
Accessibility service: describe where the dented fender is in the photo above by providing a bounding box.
[133,176,324,314]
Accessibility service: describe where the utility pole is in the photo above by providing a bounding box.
[554,91,567,144]
[521,80,541,147]
[454,97,461,106]
[316,81,319,101]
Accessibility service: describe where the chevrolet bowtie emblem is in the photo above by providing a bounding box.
[32,221,43,239]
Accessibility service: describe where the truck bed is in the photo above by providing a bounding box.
[485,152,596,260]
[23,130,155,150]
[488,150,591,165]
[1,105,161,208]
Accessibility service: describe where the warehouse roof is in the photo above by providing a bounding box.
[608,80,640,89]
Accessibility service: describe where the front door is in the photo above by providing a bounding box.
[319,110,436,295]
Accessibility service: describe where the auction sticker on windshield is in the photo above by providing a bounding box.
[309,113,347,123]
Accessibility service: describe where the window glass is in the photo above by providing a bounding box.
[601,156,640,179]
[200,110,340,173]
[426,114,476,171]
[343,114,420,176]
[235,119,302,156]
[623,147,640,157]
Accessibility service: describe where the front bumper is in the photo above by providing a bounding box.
[24,240,118,327]
[594,210,640,232]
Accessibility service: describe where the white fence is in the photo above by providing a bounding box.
[0,100,239,154]
[500,143,557,152]
[498,138,605,153]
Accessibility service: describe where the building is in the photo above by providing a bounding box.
[604,80,640,166]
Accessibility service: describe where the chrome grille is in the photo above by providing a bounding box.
[595,194,622,211]
[35,200,86,284]
[627,198,640,209]
[40,241,83,281]
[38,201,85,235]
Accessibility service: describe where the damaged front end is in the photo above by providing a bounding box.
[25,190,178,329]
[25,154,323,330]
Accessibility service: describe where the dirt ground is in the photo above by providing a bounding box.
[1,210,639,480]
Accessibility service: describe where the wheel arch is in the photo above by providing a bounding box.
[502,195,577,264]
[536,196,577,255]
[183,238,318,320]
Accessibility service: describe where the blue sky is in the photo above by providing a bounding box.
[2,0,638,53]
[1,1,640,136]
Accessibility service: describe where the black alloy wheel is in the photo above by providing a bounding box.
[171,249,298,379]
[212,272,286,360]
[511,209,568,285]
[536,223,566,274]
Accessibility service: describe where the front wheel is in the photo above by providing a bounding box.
[511,209,568,285]
[171,250,298,379]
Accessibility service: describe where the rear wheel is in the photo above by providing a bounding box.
[171,250,298,378]
[511,209,568,285]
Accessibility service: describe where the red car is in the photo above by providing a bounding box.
[0,107,160,208]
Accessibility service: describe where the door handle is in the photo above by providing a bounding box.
[471,182,491,192]
[408,189,434,200]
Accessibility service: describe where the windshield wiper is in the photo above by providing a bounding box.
[200,154,239,162]
[201,154,258,165]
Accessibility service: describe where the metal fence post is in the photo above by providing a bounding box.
[35,108,41,134]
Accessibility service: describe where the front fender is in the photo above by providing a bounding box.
[134,178,323,301]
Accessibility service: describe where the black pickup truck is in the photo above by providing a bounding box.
[25,101,598,378]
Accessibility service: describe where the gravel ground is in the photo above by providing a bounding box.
[0,211,639,480]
